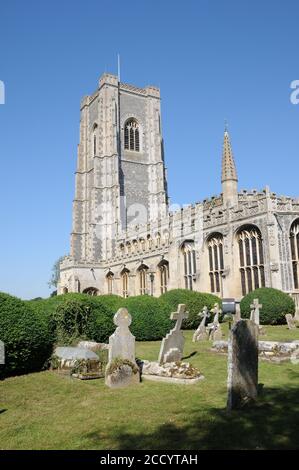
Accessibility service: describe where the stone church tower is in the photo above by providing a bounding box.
[71,73,168,266]
[58,72,299,315]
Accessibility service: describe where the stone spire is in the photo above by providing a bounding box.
[221,128,238,206]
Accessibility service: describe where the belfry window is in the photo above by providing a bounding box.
[124,119,140,152]
[182,241,196,290]
[93,134,97,156]
[290,219,299,289]
[208,234,224,295]
[92,123,98,156]
[237,226,265,295]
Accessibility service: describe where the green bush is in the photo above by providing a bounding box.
[54,298,91,344]
[86,295,173,342]
[27,296,60,345]
[160,289,221,329]
[0,292,53,377]
[95,295,123,312]
[121,296,173,341]
[45,294,111,345]
[240,288,295,325]
[85,299,116,344]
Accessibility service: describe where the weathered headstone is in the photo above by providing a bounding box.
[227,319,259,410]
[234,301,241,323]
[158,304,189,364]
[193,306,209,342]
[285,313,296,330]
[105,308,139,388]
[250,299,262,325]
[53,347,100,369]
[0,340,4,365]
[207,303,223,341]
[250,298,265,334]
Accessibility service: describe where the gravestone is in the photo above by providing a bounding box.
[0,340,4,365]
[234,301,241,323]
[207,303,223,341]
[158,304,189,364]
[227,319,259,410]
[250,298,265,334]
[53,347,100,369]
[250,299,262,325]
[285,313,296,330]
[193,306,209,342]
[105,308,139,388]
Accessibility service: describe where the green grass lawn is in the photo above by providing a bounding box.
[1,326,299,450]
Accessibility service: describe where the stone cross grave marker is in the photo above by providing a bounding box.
[207,303,222,341]
[227,319,259,411]
[285,313,296,330]
[193,306,209,342]
[105,308,139,388]
[250,298,262,326]
[0,340,4,365]
[158,304,189,364]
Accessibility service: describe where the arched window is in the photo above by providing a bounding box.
[155,232,161,248]
[181,241,196,290]
[62,287,68,294]
[92,123,98,156]
[121,268,130,298]
[126,242,131,255]
[207,233,224,294]
[147,235,152,250]
[106,271,114,295]
[83,287,99,296]
[290,219,299,290]
[93,134,97,156]
[132,239,138,253]
[138,264,148,295]
[237,225,265,296]
[124,119,140,152]
[158,260,169,294]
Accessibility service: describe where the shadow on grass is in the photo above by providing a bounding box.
[182,351,198,360]
[84,385,299,450]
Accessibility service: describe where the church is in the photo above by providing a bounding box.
[58,72,299,308]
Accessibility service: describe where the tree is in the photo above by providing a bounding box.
[48,256,66,289]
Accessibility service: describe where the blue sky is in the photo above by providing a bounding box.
[0,0,298,299]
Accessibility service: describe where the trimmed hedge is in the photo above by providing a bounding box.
[240,287,295,325]
[160,289,221,329]
[1,287,224,378]
[86,295,173,342]
[0,292,53,377]
[121,296,173,341]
